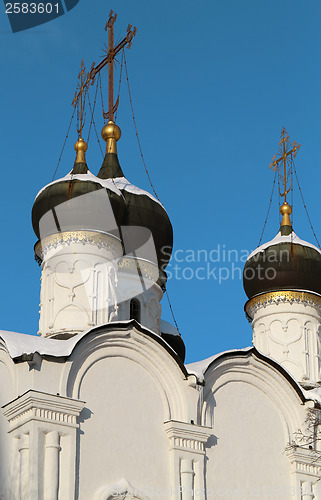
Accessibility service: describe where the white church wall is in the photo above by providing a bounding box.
[58,326,198,499]
[7,353,63,399]
[61,327,192,419]
[0,343,16,499]
[201,353,309,499]
[248,296,321,386]
[36,232,123,338]
[116,263,163,335]
[3,328,319,499]
[76,355,170,499]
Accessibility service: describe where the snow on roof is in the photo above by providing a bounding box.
[113,177,164,207]
[0,321,172,360]
[247,230,321,261]
[2,330,320,406]
[35,171,122,200]
[187,348,321,406]
[186,347,252,382]
[160,319,181,337]
[302,386,321,406]
[0,329,90,359]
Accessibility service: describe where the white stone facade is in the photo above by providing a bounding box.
[0,323,320,499]
[246,291,321,387]
[36,231,163,338]
[2,160,321,499]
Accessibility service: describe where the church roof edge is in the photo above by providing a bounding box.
[0,321,188,377]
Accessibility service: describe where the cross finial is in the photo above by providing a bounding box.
[269,128,301,230]
[269,127,301,203]
[105,9,117,31]
[89,12,137,124]
[72,60,91,163]
[72,59,91,139]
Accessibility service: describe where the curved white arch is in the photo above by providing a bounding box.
[0,341,16,395]
[200,353,305,441]
[59,326,188,422]
[94,479,150,499]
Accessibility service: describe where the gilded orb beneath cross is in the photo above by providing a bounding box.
[101,121,121,142]
[280,202,292,216]
[74,138,88,152]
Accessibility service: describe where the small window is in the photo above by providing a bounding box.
[130,298,141,323]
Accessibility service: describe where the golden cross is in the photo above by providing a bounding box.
[72,59,91,138]
[89,10,137,122]
[269,127,301,203]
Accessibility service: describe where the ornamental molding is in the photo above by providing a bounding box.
[2,390,85,431]
[35,230,122,261]
[62,327,188,421]
[286,446,321,477]
[118,256,159,283]
[164,420,212,455]
[201,354,305,436]
[94,479,150,500]
[245,290,321,320]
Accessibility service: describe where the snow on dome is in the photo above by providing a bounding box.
[247,230,321,261]
[160,319,180,337]
[113,176,164,207]
[35,170,122,200]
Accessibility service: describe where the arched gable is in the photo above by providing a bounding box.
[59,323,193,498]
[201,348,306,436]
[0,339,16,499]
[94,479,150,499]
[200,349,309,497]
[60,323,190,422]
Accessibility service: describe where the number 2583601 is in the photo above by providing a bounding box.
[5,3,60,14]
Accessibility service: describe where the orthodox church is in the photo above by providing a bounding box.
[1,14,321,500]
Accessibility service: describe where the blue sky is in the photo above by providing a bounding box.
[1,0,321,363]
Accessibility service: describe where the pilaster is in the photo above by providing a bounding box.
[2,390,85,500]
[286,446,321,499]
[164,420,212,500]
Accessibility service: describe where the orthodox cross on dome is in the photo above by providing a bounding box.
[269,127,301,204]
[72,59,91,139]
[89,10,137,122]
[72,60,92,164]
[269,127,301,229]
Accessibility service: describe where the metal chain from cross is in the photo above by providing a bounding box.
[89,10,137,122]
[269,127,301,204]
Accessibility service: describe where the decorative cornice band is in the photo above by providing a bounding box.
[2,390,85,431]
[35,230,122,261]
[35,232,166,285]
[286,446,321,477]
[118,257,159,283]
[164,420,212,455]
[245,290,321,320]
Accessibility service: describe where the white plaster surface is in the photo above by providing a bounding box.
[251,300,321,386]
[0,327,320,499]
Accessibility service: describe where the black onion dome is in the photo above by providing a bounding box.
[243,227,321,299]
[32,153,126,241]
[97,150,173,270]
